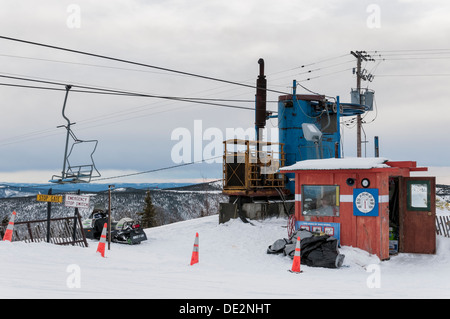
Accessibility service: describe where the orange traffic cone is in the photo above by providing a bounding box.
[190,232,199,265]
[96,223,108,257]
[289,236,303,273]
[3,211,16,242]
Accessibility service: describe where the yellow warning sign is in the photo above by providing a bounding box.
[36,194,63,203]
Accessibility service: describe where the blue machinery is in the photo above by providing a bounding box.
[277,80,369,193]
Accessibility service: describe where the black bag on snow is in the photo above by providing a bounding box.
[299,235,345,269]
[267,229,345,269]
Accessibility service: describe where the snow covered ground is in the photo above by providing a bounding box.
[1,209,449,300]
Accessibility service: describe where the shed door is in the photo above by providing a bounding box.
[399,176,436,254]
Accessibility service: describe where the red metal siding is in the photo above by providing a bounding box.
[293,168,407,260]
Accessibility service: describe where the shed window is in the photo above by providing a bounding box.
[407,180,431,211]
[302,185,340,217]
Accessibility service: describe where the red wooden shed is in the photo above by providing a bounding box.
[280,157,436,260]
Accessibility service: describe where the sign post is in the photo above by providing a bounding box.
[36,189,63,243]
[47,189,51,243]
[36,194,63,203]
[64,194,90,209]
[71,190,81,245]
[108,185,115,250]
[63,192,90,245]
[47,189,52,243]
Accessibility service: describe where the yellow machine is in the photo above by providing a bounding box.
[222,139,286,197]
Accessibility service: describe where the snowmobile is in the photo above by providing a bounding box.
[82,209,147,245]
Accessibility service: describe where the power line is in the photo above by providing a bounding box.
[296,67,354,82]
[374,73,450,77]
[370,49,450,61]
[271,53,349,75]
[0,72,282,148]
[376,52,450,57]
[0,75,253,147]
[368,49,450,53]
[0,35,289,95]
[0,75,280,104]
[0,155,223,188]
[91,156,222,182]
[0,124,62,146]
[0,73,259,111]
[0,81,258,108]
[374,56,450,61]
[270,59,354,84]
[295,59,354,76]
[0,53,177,76]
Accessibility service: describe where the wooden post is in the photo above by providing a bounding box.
[108,185,115,250]
[46,188,52,243]
[72,189,81,245]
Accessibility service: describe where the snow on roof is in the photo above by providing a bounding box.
[280,157,391,171]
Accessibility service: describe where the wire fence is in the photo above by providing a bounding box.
[436,215,450,238]
[0,214,88,247]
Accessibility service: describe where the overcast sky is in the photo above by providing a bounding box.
[0,0,449,185]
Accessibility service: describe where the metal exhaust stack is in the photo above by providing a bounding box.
[255,58,267,142]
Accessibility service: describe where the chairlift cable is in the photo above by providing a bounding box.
[0,73,263,111]
[0,156,224,190]
[0,35,289,95]
[83,155,223,182]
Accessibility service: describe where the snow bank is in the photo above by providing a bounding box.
[0,215,449,299]
[280,157,390,171]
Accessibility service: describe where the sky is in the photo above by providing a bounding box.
[0,0,449,185]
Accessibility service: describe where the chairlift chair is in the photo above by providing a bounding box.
[49,85,101,184]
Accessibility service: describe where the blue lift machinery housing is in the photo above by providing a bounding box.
[278,80,370,194]
[220,59,373,223]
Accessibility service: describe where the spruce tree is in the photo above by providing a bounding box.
[138,190,157,228]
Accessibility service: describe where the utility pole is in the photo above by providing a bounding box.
[350,51,373,157]
[351,51,366,157]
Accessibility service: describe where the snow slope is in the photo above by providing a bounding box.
[1,213,449,299]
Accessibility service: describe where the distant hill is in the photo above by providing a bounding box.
[0,182,195,198]
[0,180,228,226]
[2,181,447,227]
